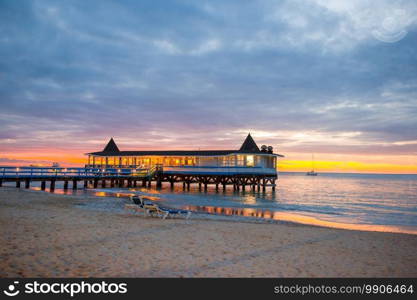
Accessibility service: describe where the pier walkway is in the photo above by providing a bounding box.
[0,165,277,191]
[0,166,156,191]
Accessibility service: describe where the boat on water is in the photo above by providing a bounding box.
[306,154,318,176]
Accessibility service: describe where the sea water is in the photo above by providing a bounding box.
[13,172,417,234]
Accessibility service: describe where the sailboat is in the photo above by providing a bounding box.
[306,154,318,176]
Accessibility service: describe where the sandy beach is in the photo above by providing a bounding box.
[0,187,416,277]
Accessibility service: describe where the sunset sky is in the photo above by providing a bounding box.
[1,0,417,173]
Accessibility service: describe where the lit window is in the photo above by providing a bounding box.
[246,155,254,167]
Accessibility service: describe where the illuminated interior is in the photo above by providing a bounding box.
[86,154,277,169]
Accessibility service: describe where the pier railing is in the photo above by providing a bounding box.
[0,165,276,178]
[0,165,277,191]
[0,166,152,178]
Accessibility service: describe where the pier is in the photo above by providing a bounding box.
[0,167,156,191]
[0,134,282,192]
[0,165,277,192]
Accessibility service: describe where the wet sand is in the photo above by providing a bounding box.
[1,187,416,277]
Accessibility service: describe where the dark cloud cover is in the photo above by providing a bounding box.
[0,0,417,156]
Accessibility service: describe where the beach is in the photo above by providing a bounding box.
[1,187,416,277]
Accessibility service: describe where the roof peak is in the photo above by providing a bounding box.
[103,138,120,152]
[239,133,260,153]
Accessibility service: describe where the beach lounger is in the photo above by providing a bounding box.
[154,206,192,220]
[129,195,158,216]
[129,195,191,219]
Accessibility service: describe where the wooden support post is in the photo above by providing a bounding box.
[72,180,77,190]
[156,177,162,188]
[63,181,68,190]
[94,179,98,188]
[142,179,146,187]
[118,179,123,188]
[183,182,186,189]
[133,180,137,187]
[187,182,190,190]
[0,179,2,187]
[204,183,207,191]
[110,179,115,188]
[16,180,21,188]
[222,183,226,191]
[147,180,151,187]
[170,181,174,189]
[50,180,55,191]
[198,182,202,190]
[102,180,106,188]
[41,181,46,190]
[84,180,88,188]
[25,179,30,189]
[215,183,219,191]
[127,180,132,188]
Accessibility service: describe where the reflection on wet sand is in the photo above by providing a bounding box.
[184,205,417,235]
[24,175,417,235]
[93,190,161,202]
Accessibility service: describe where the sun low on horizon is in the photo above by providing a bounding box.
[1,1,417,175]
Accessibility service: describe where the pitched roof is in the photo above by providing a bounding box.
[89,150,237,156]
[239,133,260,153]
[102,138,120,152]
[87,135,284,157]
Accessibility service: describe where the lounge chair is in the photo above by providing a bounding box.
[131,195,142,205]
[153,206,192,220]
[129,195,191,219]
[129,195,158,216]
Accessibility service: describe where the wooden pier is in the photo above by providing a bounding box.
[0,166,277,192]
[158,166,277,191]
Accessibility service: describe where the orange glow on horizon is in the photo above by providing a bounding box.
[1,150,417,174]
[278,160,417,174]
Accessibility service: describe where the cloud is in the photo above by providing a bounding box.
[0,0,416,161]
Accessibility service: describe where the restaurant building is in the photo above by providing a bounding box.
[86,134,282,174]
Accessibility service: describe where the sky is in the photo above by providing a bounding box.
[1,0,417,173]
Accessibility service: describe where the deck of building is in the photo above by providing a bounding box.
[0,165,277,191]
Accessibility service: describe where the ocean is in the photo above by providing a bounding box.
[10,172,417,234]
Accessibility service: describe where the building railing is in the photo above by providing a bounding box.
[163,166,277,175]
[0,165,276,178]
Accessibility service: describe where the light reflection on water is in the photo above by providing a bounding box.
[15,172,417,234]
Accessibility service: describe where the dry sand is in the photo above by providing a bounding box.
[0,187,416,277]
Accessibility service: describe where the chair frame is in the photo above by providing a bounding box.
[129,195,191,219]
